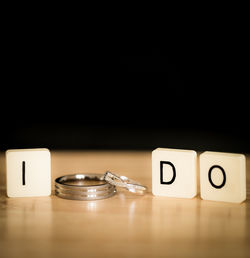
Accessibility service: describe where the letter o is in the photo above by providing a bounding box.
[208,165,226,189]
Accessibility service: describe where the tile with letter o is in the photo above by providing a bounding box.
[152,148,197,198]
[200,151,246,203]
[6,148,51,197]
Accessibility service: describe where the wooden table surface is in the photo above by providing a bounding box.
[0,151,250,258]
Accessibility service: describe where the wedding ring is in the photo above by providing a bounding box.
[103,171,147,195]
[55,173,116,200]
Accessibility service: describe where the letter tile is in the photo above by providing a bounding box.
[200,151,246,203]
[6,148,51,197]
[152,148,197,198]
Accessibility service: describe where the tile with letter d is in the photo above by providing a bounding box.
[200,151,246,203]
[6,148,51,197]
[152,148,197,198]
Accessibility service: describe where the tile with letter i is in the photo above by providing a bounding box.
[6,148,51,197]
[200,151,246,203]
[152,148,197,198]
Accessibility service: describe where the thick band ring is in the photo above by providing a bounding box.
[55,173,116,200]
[103,171,147,195]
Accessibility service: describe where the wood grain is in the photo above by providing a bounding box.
[0,151,250,258]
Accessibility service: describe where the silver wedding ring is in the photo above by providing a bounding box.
[55,172,147,201]
[55,173,116,200]
[103,171,147,195]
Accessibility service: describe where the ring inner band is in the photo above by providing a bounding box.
[56,174,106,186]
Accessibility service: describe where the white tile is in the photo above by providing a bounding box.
[200,151,246,203]
[6,148,51,197]
[152,148,197,198]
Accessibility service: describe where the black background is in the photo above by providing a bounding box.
[1,17,249,153]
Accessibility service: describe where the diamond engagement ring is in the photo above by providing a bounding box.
[103,171,147,195]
